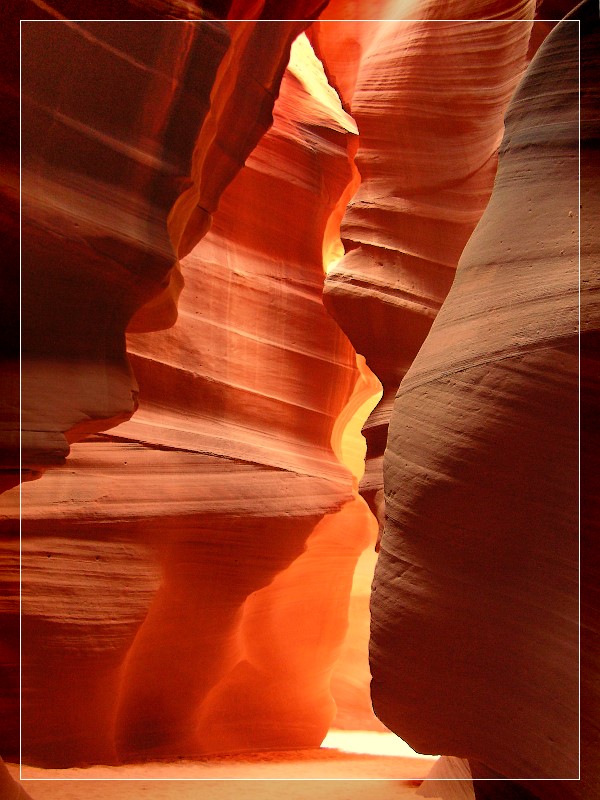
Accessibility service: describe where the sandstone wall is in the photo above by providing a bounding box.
[319,1,537,530]
[1,2,594,795]
[370,6,589,794]
[5,21,376,766]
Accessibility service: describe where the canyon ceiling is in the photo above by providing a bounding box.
[1,1,598,799]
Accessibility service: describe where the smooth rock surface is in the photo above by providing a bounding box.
[17,10,314,477]
[370,7,583,788]
[3,3,596,797]
[319,2,536,525]
[19,19,227,470]
[7,28,375,768]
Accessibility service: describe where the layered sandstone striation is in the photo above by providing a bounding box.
[555,5,599,799]
[113,33,368,759]
[19,19,226,475]
[318,1,537,530]
[7,8,324,766]
[370,6,587,792]
[2,0,594,794]
[6,28,376,767]
[17,8,318,480]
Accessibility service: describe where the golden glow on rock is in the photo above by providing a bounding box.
[339,382,383,481]
[322,729,437,759]
[331,354,383,481]
[288,34,358,136]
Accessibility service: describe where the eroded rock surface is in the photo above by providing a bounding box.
[6,29,373,766]
[19,19,227,473]
[370,7,586,790]
[1,2,594,795]
[17,9,315,478]
[319,1,536,528]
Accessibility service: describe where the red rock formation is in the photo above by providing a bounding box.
[318,2,537,532]
[6,27,376,766]
[18,14,321,479]
[19,19,225,472]
[192,497,376,752]
[114,32,368,760]
[3,2,596,793]
[370,7,583,789]
[5,4,330,772]
[0,759,33,800]
[579,3,600,797]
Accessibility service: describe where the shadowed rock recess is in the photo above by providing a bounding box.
[0,0,595,797]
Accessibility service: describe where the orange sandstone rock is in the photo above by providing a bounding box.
[114,34,365,759]
[19,19,229,472]
[4,3,595,791]
[7,28,373,766]
[17,11,313,477]
[320,3,536,526]
[370,6,583,787]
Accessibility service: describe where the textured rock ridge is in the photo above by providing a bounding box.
[17,12,314,482]
[2,3,594,794]
[8,10,330,770]
[370,7,583,788]
[7,29,377,766]
[112,33,367,759]
[579,1,600,797]
[19,20,227,473]
[319,2,536,528]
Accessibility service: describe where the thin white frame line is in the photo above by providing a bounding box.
[19,17,23,787]
[19,18,570,22]
[19,778,583,783]
[577,13,582,786]
[18,15,582,784]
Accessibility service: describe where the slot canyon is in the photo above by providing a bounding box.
[1,0,597,798]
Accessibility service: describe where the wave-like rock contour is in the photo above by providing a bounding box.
[319,0,537,531]
[370,7,587,792]
[5,28,375,767]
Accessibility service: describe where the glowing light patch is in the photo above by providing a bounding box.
[321,729,438,760]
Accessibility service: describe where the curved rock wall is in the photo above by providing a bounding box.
[6,27,374,766]
[319,1,536,529]
[19,19,227,473]
[579,4,600,798]
[17,8,316,480]
[113,33,367,759]
[2,2,595,794]
[370,7,586,789]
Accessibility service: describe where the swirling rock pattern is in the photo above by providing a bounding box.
[5,29,370,766]
[1,2,595,794]
[370,7,586,791]
[5,1,348,770]
[16,8,316,479]
[19,19,228,473]
[320,1,536,528]
[112,34,366,759]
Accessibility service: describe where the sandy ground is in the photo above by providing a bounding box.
[8,732,439,799]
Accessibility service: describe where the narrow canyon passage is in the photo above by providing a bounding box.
[2,2,595,799]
